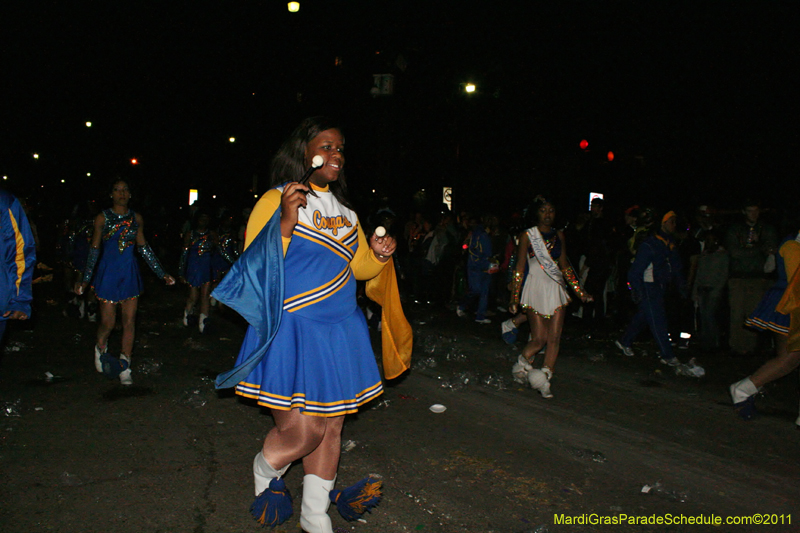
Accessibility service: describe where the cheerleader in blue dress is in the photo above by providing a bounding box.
[730,230,800,421]
[213,118,399,532]
[180,211,217,333]
[76,179,175,385]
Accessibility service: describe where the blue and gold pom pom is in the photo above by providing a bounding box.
[250,478,293,526]
[329,475,382,521]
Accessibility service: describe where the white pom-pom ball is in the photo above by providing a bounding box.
[374,226,386,237]
[511,355,532,384]
[312,155,324,168]
[527,368,548,390]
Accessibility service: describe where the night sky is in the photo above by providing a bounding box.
[3,1,799,218]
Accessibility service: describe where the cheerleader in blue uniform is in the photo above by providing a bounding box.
[180,211,217,333]
[76,179,175,385]
[730,230,800,421]
[214,118,398,533]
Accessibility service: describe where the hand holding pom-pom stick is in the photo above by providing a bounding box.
[298,155,324,197]
[371,226,395,261]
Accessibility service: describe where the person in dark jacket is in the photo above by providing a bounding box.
[615,211,687,365]
[457,216,493,323]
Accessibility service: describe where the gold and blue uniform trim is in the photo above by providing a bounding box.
[235,381,383,416]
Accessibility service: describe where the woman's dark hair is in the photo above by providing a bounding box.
[191,209,211,230]
[108,177,131,195]
[524,195,556,227]
[269,116,351,207]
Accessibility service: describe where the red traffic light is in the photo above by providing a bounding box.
[130,158,139,165]
[607,151,614,162]
[579,139,589,150]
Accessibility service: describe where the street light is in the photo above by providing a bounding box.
[229,137,236,143]
[33,153,39,159]
[464,83,476,93]
[86,121,92,127]
[288,2,299,12]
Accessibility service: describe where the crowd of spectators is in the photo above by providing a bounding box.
[389,197,795,364]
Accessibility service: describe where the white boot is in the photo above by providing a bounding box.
[729,377,758,404]
[94,344,105,373]
[253,452,289,496]
[539,367,554,399]
[300,474,336,533]
[119,354,132,386]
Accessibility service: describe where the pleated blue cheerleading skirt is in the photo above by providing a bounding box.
[745,286,790,335]
[234,307,383,417]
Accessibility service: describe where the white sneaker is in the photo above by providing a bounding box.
[119,355,132,386]
[475,318,491,324]
[183,309,190,327]
[94,345,104,373]
[538,381,553,399]
[614,340,635,357]
[456,307,467,318]
[198,313,208,333]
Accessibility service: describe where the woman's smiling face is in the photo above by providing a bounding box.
[305,128,344,187]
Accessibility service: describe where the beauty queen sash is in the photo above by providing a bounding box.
[528,227,565,287]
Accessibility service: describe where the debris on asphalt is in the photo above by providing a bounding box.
[641,481,688,502]
[675,358,705,378]
[179,389,207,408]
[3,399,21,417]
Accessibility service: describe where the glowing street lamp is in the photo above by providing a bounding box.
[86,121,92,127]
[464,83,476,93]
[229,137,236,143]
[130,158,138,165]
[33,153,39,159]
[288,2,299,12]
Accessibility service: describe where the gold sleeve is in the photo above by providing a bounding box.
[243,189,291,255]
[351,223,387,280]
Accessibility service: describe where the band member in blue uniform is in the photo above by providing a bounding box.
[76,179,175,385]
[180,210,217,333]
[0,188,36,343]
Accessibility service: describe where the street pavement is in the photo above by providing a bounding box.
[1,277,799,533]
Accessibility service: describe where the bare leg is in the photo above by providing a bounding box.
[542,307,567,371]
[302,415,345,480]
[521,310,548,363]
[262,409,327,472]
[199,283,211,316]
[96,301,117,348]
[119,298,138,356]
[750,334,800,388]
[185,286,198,314]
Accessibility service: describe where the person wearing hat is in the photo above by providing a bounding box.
[615,210,687,365]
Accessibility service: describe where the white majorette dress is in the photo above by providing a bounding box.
[232,183,386,417]
[519,227,571,318]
